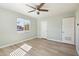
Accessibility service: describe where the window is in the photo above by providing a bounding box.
[17,18,31,31]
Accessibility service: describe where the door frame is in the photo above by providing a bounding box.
[40,20,48,39]
[61,16,75,44]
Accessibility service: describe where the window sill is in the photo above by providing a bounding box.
[17,30,30,33]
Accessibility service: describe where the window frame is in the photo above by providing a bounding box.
[16,17,31,33]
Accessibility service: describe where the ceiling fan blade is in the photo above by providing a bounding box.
[26,4,36,9]
[39,9,48,12]
[37,3,45,9]
[28,10,36,13]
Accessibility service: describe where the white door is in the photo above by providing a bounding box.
[40,21,47,38]
[62,17,74,44]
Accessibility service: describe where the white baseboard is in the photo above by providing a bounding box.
[0,36,37,48]
[48,39,74,45]
[0,36,74,48]
[37,36,74,45]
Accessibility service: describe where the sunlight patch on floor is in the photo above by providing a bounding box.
[20,44,32,52]
[10,44,32,56]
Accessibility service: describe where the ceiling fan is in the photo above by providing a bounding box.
[26,3,48,15]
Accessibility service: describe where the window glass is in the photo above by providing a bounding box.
[17,18,30,31]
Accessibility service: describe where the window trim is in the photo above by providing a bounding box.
[16,17,31,33]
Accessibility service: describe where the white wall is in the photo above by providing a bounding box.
[76,8,79,55]
[0,8,37,47]
[0,6,76,48]
[37,12,75,42]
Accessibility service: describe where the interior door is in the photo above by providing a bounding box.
[62,17,74,44]
[40,21,48,38]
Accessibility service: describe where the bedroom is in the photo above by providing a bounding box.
[0,3,79,56]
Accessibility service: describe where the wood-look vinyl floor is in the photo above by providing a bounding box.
[0,38,77,56]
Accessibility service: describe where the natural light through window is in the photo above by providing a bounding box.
[10,44,32,56]
[17,18,31,32]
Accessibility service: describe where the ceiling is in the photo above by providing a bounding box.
[0,3,79,18]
